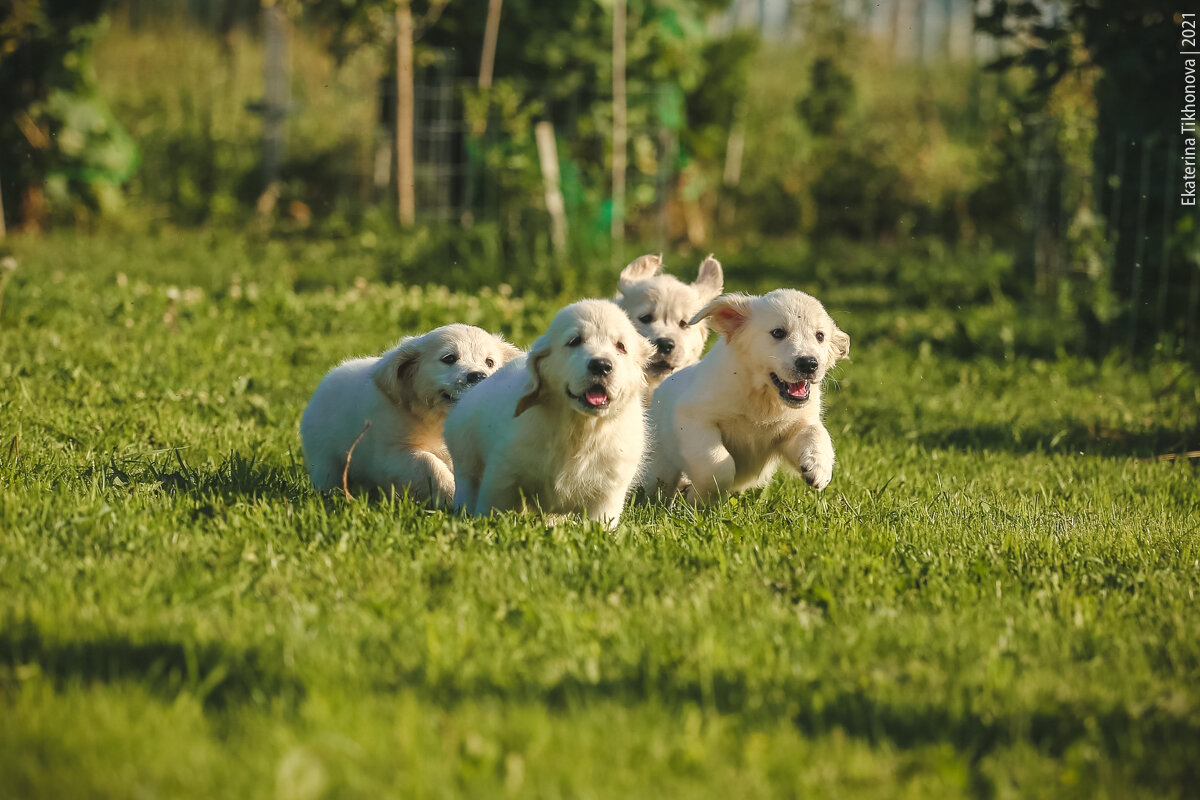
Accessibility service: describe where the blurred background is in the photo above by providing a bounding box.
[0,0,1195,354]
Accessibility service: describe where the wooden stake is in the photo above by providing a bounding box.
[396,1,415,227]
[612,0,627,249]
[479,0,503,89]
[535,121,567,256]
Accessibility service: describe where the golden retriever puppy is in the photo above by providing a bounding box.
[615,253,724,390]
[444,300,651,527]
[642,289,850,503]
[301,324,521,505]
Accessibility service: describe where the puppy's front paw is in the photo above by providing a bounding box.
[799,451,833,491]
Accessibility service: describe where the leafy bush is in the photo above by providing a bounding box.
[731,6,1018,245]
[0,3,138,228]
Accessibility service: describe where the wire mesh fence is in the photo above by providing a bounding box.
[1018,115,1199,349]
[85,1,1198,348]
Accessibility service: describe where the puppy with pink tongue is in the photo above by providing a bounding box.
[642,289,850,503]
[445,299,652,527]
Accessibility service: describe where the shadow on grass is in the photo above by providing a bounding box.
[0,621,305,712]
[923,421,1200,460]
[377,666,1199,792]
[91,451,453,515]
[85,451,312,504]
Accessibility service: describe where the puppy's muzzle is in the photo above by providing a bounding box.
[588,358,613,377]
[648,338,678,374]
[795,355,818,375]
[566,383,611,412]
[770,371,812,406]
[443,370,489,404]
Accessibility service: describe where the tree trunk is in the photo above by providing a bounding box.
[612,0,626,248]
[395,1,415,226]
[479,0,503,89]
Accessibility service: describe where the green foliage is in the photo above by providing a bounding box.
[1,230,1197,796]
[732,7,1015,243]
[0,2,138,226]
[977,0,1190,343]
[419,0,753,234]
[92,18,381,227]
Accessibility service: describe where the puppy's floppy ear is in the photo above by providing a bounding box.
[690,293,753,342]
[830,325,850,360]
[618,253,663,294]
[371,334,425,407]
[514,335,551,417]
[493,335,524,365]
[692,254,724,301]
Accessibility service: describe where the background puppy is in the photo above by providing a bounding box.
[615,253,723,390]
[642,289,850,503]
[445,300,651,527]
[301,324,520,504]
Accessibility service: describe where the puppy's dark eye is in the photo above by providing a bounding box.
[679,320,689,329]
[440,354,458,365]
[816,332,825,343]
[771,328,787,340]
[485,357,495,368]
[638,313,653,324]
[567,335,583,347]
[616,341,627,354]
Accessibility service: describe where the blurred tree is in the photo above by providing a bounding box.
[304,0,752,244]
[977,0,1194,345]
[797,56,854,137]
[0,0,138,229]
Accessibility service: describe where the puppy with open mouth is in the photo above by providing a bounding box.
[642,289,850,503]
[444,299,651,527]
[615,253,723,392]
[301,324,521,505]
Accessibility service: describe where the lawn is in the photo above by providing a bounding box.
[1,230,1197,798]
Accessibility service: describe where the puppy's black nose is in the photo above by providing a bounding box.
[588,357,613,376]
[795,355,819,374]
[654,337,675,354]
[465,371,487,385]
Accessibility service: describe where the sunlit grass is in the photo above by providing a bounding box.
[0,230,1197,798]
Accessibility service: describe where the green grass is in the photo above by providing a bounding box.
[1,230,1198,798]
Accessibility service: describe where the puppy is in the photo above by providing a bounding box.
[642,289,850,503]
[301,324,521,504]
[444,300,651,527]
[615,253,724,390]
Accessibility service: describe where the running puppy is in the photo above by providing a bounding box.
[445,300,651,527]
[301,324,521,504]
[642,289,850,503]
[615,253,724,390]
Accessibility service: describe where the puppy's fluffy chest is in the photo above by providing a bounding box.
[710,388,818,478]
[386,405,451,464]
[523,409,642,510]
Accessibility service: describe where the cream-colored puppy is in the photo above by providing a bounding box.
[642,289,850,503]
[615,253,724,390]
[301,324,521,504]
[445,300,651,527]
